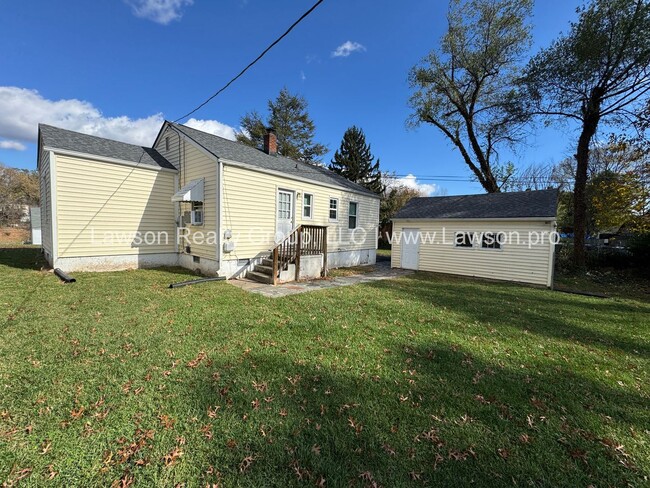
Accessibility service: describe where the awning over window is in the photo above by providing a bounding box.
[171,178,204,202]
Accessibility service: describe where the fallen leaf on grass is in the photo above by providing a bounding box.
[162,447,183,467]
[239,455,254,473]
[158,414,175,430]
[186,351,207,368]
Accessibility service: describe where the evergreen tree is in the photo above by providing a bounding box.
[237,88,327,163]
[329,126,384,194]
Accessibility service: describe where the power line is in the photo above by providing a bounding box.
[173,0,325,123]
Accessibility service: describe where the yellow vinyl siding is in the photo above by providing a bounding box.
[392,220,554,286]
[222,164,379,260]
[55,154,176,257]
[155,127,217,260]
[39,150,53,255]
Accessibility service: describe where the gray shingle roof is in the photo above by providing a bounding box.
[170,122,378,197]
[394,189,559,220]
[39,124,176,170]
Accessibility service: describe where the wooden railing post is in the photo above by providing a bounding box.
[295,226,302,281]
[322,226,328,277]
[272,246,279,285]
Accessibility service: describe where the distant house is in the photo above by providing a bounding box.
[391,190,559,287]
[37,123,379,283]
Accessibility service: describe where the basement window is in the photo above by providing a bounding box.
[191,202,203,225]
[454,232,474,248]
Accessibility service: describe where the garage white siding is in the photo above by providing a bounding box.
[391,219,556,286]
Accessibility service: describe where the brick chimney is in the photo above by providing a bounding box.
[263,127,277,156]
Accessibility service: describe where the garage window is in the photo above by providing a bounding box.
[455,232,474,248]
[481,232,502,249]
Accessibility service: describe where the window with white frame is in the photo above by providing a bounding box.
[191,202,203,225]
[454,232,474,248]
[348,201,358,229]
[165,136,170,152]
[303,193,313,219]
[481,232,502,249]
[329,198,338,221]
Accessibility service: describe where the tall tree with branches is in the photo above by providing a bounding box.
[329,126,384,194]
[525,0,650,267]
[409,0,533,193]
[237,87,328,163]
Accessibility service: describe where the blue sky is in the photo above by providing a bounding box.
[0,0,584,195]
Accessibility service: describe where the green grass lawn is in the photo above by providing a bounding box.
[1,247,649,487]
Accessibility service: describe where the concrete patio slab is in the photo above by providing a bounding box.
[227,261,414,297]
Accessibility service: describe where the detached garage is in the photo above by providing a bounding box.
[391,189,559,287]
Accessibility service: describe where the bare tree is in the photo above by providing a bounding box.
[409,0,533,192]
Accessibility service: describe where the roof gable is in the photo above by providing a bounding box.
[167,122,377,197]
[394,189,559,220]
[39,124,176,170]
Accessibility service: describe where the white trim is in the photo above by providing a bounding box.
[393,217,556,223]
[328,197,339,222]
[547,221,557,288]
[217,157,223,266]
[50,151,59,263]
[220,158,380,200]
[302,192,314,220]
[43,147,178,173]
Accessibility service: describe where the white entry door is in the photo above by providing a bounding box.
[275,189,294,242]
[400,228,420,270]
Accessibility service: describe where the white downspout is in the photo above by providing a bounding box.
[216,157,223,275]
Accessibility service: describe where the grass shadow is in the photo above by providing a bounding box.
[0,246,45,270]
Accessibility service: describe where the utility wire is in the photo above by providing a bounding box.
[173,0,325,123]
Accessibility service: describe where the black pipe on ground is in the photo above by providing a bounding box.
[169,276,226,289]
[54,268,76,283]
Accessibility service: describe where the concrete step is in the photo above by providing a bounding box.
[254,264,273,275]
[247,270,273,284]
[261,258,274,267]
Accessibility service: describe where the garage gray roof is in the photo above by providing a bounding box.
[170,122,377,197]
[39,124,176,170]
[394,189,559,220]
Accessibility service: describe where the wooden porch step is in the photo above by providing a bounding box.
[247,270,273,284]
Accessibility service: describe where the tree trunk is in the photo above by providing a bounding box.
[573,110,600,268]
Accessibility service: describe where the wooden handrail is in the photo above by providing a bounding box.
[271,225,328,284]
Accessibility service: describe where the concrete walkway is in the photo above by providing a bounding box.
[228,261,414,298]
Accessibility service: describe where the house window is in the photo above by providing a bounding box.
[303,193,313,219]
[329,198,338,221]
[165,136,170,152]
[348,201,358,229]
[455,232,474,248]
[481,232,502,249]
[191,202,203,225]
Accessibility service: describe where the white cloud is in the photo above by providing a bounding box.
[331,41,366,58]
[0,140,26,151]
[300,70,307,81]
[0,86,237,149]
[183,118,237,140]
[386,173,441,196]
[126,0,193,25]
